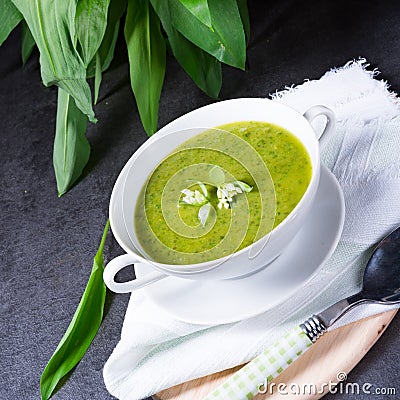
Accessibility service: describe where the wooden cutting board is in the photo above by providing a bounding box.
[156,310,397,399]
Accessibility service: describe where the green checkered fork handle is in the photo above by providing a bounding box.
[202,326,313,400]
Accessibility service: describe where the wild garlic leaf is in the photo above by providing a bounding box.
[95,21,120,73]
[53,88,90,197]
[206,0,246,68]
[21,20,36,65]
[235,180,253,192]
[236,0,250,44]
[94,52,102,104]
[197,181,208,198]
[178,0,212,28]
[125,0,166,135]
[40,220,110,400]
[168,33,222,99]
[75,0,110,67]
[151,0,222,99]
[209,165,225,186]
[198,203,211,227]
[167,0,246,69]
[86,0,127,78]
[11,0,96,123]
[0,1,22,46]
[95,20,120,73]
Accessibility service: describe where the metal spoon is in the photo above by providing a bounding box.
[203,226,400,400]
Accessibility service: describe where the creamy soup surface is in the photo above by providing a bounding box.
[134,121,312,264]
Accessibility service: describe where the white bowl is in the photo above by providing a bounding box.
[104,98,335,293]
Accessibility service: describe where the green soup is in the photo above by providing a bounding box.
[134,121,312,264]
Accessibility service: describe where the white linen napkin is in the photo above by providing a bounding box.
[103,59,400,400]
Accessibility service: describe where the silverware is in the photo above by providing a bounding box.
[203,225,400,400]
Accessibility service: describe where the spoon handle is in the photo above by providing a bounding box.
[202,325,318,400]
[202,294,366,399]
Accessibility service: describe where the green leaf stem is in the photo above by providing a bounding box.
[40,220,110,400]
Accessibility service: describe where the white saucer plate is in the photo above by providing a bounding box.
[135,165,345,325]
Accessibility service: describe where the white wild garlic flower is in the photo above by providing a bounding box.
[179,179,252,226]
[217,181,252,209]
[180,184,211,227]
[180,188,208,206]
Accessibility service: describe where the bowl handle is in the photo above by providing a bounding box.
[103,254,167,293]
[303,105,336,150]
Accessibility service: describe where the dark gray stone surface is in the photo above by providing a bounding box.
[1,1,399,399]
